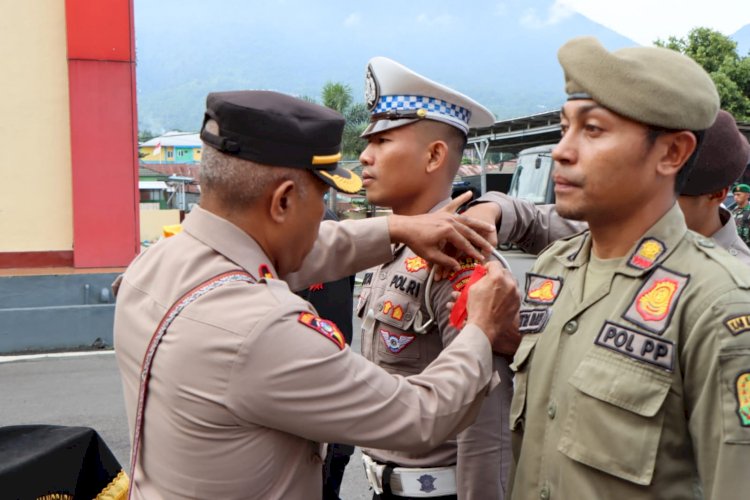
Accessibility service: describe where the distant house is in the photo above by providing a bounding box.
[138,166,172,210]
[140,131,201,164]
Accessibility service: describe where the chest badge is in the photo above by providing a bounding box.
[622,266,689,335]
[628,238,666,270]
[724,314,750,336]
[737,372,750,427]
[380,329,415,354]
[404,256,428,273]
[524,273,563,305]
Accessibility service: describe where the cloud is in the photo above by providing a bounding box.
[520,0,574,29]
[343,13,361,27]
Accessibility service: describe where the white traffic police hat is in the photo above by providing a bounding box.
[362,56,495,137]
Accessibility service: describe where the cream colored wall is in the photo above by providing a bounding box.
[140,209,181,243]
[0,1,73,252]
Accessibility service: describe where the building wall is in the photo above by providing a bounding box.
[140,209,181,242]
[0,1,73,252]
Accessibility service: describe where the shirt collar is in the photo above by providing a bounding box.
[558,203,688,277]
[181,206,278,279]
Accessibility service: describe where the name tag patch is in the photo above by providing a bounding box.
[388,273,422,298]
[519,308,550,334]
[362,271,374,287]
[524,273,563,305]
[595,321,674,371]
[627,237,666,270]
[725,314,750,336]
[622,267,689,335]
[380,329,416,354]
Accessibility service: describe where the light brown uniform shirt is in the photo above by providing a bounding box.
[480,192,750,266]
[114,206,497,500]
[509,204,750,499]
[358,201,512,500]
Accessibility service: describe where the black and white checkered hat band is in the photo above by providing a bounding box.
[374,95,471,126]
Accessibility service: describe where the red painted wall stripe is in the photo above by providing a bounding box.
[66,0,140,267]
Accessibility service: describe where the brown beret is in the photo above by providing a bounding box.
[200,90,362,194]
[558,36,719,130]
[682,111,750,195]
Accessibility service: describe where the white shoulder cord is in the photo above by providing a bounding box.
[412,248,511,334]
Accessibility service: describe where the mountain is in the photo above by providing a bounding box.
[134,0,638,133]
[731,24,750,56]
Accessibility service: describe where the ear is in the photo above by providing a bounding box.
[655,131,697,179]
[707,186,729,203]
[268,180,297,223]
[425,140,450,174]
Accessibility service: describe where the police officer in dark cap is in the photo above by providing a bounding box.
[733,183,750,245]
[114,89,519,499]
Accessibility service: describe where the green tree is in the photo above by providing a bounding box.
[655,27,750,120]
[320,82,368,160]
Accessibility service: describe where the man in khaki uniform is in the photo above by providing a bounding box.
[470,109,750,266]
[476,37,750,498]
[356,57,518,500]
[114,90,521,500]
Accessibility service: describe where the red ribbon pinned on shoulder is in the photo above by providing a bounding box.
[449,263,488,329]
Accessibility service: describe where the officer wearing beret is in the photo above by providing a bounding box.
[464,37,750,499]
[357,57,518,500]
[470,109,750,266]
[733,184,750,246]
[113,90,521,499]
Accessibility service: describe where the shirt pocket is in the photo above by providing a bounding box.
[558,347,672,486]
[509,335,539,432]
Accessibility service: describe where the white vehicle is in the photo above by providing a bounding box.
[508,144,556,204]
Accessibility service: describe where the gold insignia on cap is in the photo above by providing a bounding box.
[416,108,427,118]
[312,153,342,165]
[317,169,363,194]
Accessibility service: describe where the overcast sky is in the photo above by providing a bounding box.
[559,0,750,45]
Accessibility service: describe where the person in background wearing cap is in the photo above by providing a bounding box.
[733,183,750,246]
[113,90,521,500]
[356,57,519,500]
[467,110,750,266]
[458,37,750,499]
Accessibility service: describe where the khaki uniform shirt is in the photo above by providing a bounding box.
[480,192,750,266]
[358,199,513,500]
[114,206,497,500]
[509,204,750,499]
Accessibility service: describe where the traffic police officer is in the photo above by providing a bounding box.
[357,57,518,500]
[491,37,750,499]
[114,90,521,499]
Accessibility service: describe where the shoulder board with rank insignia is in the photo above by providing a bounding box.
[524,273,563,305]
[298,312,345,350]
[622,266,689,336]
[627,238,666,270]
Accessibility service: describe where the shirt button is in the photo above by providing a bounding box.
[547,401,556,419]
[563,320,578,334]
[540,484,550,500]
[379,271,388,280]
[730,248,739,256]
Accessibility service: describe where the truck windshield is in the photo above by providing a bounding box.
[509,151,554,204]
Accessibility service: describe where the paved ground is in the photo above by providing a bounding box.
[0,250,535,498]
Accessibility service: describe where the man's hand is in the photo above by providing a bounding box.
[433,200,503,280]
[465,261,521,356]
[387,192,497,271]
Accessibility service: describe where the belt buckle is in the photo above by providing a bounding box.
[362,455,384,495]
